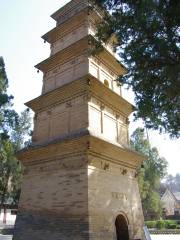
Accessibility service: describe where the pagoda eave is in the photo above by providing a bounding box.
[35,36,126,76]
[51,0,88,21]
[89,135,146,168]
[25,76,89,112]
[16,133,146,169]
[35,37,89,72]
[25,74,134,117]
[42,10,88,44]
[97,48,127,75]
[89,75,134,116]
[41,28,56,44]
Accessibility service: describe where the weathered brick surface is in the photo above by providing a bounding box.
[13,152,89,240]
[13,212,89,240]
[88,163,145,240]
[13,140,145,239]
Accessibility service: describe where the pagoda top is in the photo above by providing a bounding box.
[51,0,89,23]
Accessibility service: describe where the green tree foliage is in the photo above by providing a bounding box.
[0,57,18,141]
[131,128,168,219]
[93,0,180,138]
[0,57,31,208]
[0,140,20,207]
[0,57,10,107]
[164,173,180,192]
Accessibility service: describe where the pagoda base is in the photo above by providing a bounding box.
[13,134,145,240]
[14,213,89,240]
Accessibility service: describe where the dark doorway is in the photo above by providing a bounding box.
[115,214,129,240]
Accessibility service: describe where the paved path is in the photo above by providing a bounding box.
[0,235,12,240]
[151,235,180,240]
[0,234,180,240]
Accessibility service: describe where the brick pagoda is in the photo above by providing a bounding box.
[13,1,145,239]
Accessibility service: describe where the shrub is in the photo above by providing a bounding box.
[146,219,180,229]
[156,220,165,229]
[146,221,156,229]
[165,220,176,228]
[167,224,177,229]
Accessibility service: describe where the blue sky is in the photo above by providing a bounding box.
[0,0,179,175]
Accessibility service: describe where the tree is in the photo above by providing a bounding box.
[93,0,180,138]
[164,173,180,192]
[0,57,31,211]
[131,128,168,219]
[0,57,10,108]
[0,57,18,141]
[0,111,31,208]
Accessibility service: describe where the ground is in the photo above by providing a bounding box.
[0,235,12,240]
[1,235,180,240]
[151,235,180,240]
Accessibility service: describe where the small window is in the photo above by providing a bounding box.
[11,210,18,215]
[104,79,109,88]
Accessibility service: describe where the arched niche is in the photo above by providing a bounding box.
[115,214,130,240]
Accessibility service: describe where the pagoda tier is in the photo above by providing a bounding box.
[51,0,94,26]
[42,7,115,56]
[36,37,126,95]
[26,75,133,146]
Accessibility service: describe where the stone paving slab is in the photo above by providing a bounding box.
[0,235,12,240]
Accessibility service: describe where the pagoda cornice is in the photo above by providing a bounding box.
[96,46,127,75]
[26,76,89,112]
[51,0,103,24]
[88,135,146,169]
[16,134,145,169]
[35,37,88,72]
[16,133,89,166]
[89,76,133,116]
[51,0,88,22]
[26,74,134,117]
[35,36,126,75]
[42,10,88,44]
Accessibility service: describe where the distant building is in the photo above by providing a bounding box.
[0,203,18,226]
[161,188,180,217]
[0,198,18,226]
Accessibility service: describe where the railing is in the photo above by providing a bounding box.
[143,226,152,240]
[149,229,180,235]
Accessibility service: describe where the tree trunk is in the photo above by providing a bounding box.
[0,169,11,212]
[2,207,7,224]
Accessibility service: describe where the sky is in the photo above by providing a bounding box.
[0,0,179,176]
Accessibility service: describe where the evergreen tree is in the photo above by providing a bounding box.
[0,57,31,209]
[131,128,168,219]
[164,173,180,192]
[0,57,18,141]
[93,0,180,138]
